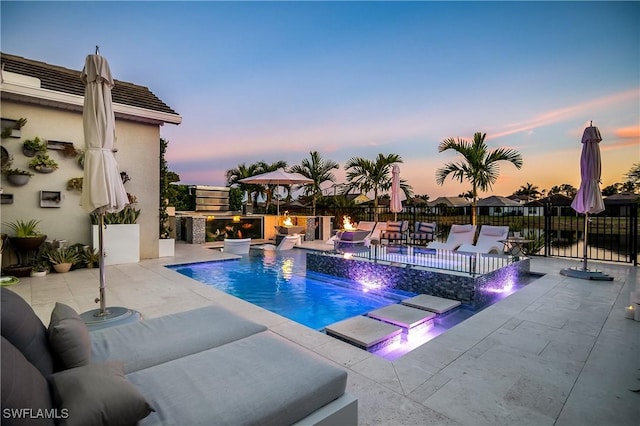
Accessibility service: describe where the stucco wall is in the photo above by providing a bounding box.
[1,100,160,261]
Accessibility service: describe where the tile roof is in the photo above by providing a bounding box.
[1,52,178,116]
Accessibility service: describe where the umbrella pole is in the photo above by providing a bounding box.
[582,213,589,271]
[96,213,110,316]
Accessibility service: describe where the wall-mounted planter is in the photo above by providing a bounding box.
[1,194,14,204]
[33,166,55,174]
[40,191,63,208]
[92,224,140,265]
[6,174,31,186]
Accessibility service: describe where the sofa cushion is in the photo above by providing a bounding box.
[1,337,55,426]
[48,303,91,369]
[0,288,54,376]
[385,221,402,232]
[128,331,347,426]
[49,362,154,426]
[91,306,267,373]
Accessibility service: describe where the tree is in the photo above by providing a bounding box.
[625,162,640,193]
[289,151,339,216]
[344,153,413,221]
[159,138,180,238]
[548,184,577,198]
[225,162,261,207]
[436,132,523,225]
[515,182,542,202]
[257,160,288,213]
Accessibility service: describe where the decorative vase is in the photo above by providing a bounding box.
[52,263,72,273]
[6,174,30,186]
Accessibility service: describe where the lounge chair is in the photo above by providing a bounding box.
[380,220,409,245]
[222,238,251,254]
[260,235,300,251]
[409,221,437,245]
[426,224,477,251]
[457,225,509,254]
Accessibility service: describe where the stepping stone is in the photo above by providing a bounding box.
[368,304,435,331]
[325,316,402,351]
[401,294,461,314]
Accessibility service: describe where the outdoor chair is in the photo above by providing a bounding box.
[457,225,509,254]
[222,238,252,254]
[426,224,477,251]
[380,220,409,245]
[260,235,300,251]
[409,221,437,245]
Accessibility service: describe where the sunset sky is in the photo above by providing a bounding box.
[2,1,638,199]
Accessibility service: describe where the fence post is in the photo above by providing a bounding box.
[631,203,638,266]
[544,201,552,257]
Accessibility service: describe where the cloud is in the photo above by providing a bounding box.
[615,126,640,139]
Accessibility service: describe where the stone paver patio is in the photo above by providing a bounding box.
[8,242,639,425]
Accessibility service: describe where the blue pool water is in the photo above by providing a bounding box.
[168,249,402,330]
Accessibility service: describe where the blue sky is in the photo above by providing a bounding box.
[2,1,638,198]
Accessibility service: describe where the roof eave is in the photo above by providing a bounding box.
[1,81,182,125]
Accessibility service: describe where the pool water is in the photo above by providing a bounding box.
[168,249,403,330]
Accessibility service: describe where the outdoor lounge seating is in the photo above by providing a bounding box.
[426,224,477,251]
[0,288,357,425]
[261,234,300,251]
[380,220,409,245]
[222,237,251,254]
[457,225,509,254]
[409,221,437,245]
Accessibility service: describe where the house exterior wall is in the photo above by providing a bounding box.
[1,99,160,261]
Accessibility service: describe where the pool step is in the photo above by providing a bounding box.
[401,294,461,315]
[367,304,436,335]
[325,316,402,352]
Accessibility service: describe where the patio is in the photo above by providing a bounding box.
[9,241,639,425]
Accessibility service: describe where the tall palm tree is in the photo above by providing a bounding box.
[436,132,523,225]
[516,182,542,202]
[289,151,339,216]
[257,160,288,212]
[344,153,413,222]
[226,162,261,207]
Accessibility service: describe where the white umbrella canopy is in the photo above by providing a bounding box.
[80,54,129,214]
[390,164,402,220]
[562,123,612,281]
[239,168,313,217]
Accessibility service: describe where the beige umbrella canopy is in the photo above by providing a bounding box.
[239,168,313,217]
[390,164,402,221]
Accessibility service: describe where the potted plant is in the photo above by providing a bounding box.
[29,152,59,173]
[48,247,80,273]
[510,218,523,238]
[90,199,141,265]
[66,177,83,192]
[2,219,47,277]
[1,155,33,186]
[30,261,49,277]
[22,137,47,157]
[81,246,100,268]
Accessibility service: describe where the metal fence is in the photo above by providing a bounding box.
[304,201,638,266]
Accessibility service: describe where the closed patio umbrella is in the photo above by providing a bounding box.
[79,49,142,325]
[239,168,313,219]
[390,164,402,221]
[561,122,612,281]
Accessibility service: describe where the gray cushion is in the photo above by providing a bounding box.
[1,337,55,426]
[48,362,154,426]
[0,288,54,376]
[90,306,267,373]
[48,303,91,369]
[128,331,347,426]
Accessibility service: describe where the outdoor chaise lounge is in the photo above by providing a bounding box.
[426,224,477,251]
[380,220,409,245]
[409,221,437,245]
[222,237,251,254]
[0,288,357,425]
[260,234,300,251]
[457,225,509,254]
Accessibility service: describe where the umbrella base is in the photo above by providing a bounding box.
[560,267,613,281]
[80,306,142,331]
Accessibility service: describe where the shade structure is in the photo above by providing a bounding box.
[79,52,142,323]
[561,123,612,281]
[390,164,402,220]
[239,169,313,218]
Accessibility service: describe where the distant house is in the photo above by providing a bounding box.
[524,194,575,216]
[604,192,639,217]
[0,52,181,261]
[323,193,371,205]
[477,195,522,216]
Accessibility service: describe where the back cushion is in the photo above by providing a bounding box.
[418,222,435,234]
[0,288,54,376]
[1,337,55,426]
[386,221,401,232]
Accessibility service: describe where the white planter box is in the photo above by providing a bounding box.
[92,224,140,265]
[158,238,175,257]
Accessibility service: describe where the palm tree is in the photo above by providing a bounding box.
[257,160,287,213]
[515,182,542,202]
[344,153,413,222]
[436,132,523,225]
[226,162,261,207]
[289,151,339,216]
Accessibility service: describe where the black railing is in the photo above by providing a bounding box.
[309,202,638,265]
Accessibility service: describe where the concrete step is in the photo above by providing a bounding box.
[367,304,435,335]
[325,316,402,351]
[401,294,461,314]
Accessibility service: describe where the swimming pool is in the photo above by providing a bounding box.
[168,249,405,330]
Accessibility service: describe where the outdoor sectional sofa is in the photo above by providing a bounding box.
[0,288,357,425]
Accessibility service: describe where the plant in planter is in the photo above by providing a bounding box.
[22,137,47,157]
[31,261,50,277]
[47,247,80,273]
[29,152,59,173]
[81,246,100,268]
[66,177,83,192]
[0,117,27,139]
[1,155,33,186]
[2,219,47,276]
